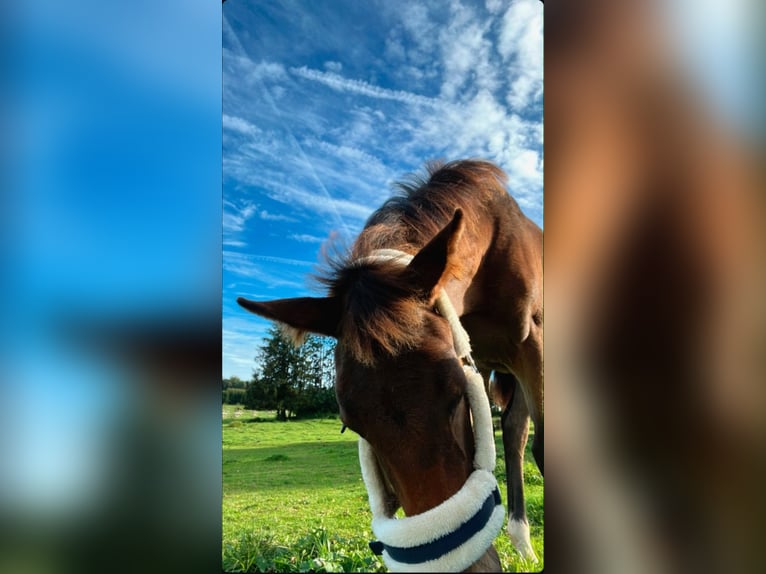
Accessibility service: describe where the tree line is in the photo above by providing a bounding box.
[223,324,338,420]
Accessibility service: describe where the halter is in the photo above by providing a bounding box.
[353,249,505,572]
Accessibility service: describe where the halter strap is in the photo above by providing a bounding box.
[354,249,504,572]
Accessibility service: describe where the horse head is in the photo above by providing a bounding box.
[238,209,504,572]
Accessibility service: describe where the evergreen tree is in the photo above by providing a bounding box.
[253,324,310,420]
[243,326,339,419]
[243,372,272,410]
[301,335,335,388]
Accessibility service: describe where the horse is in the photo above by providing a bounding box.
[544,2,765,573]
[237,159,543,571]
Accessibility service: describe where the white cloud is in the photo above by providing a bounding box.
[248,254,316,267]
[485,0,505,14]
[384,33,407,63]
[498,0,544,111]
[223,199,257,233]
[308,138,389,178]
[290,65,437,108]
[397,3,438,60]
[323,60,343,73]
[438,2,498,101]
[223,114,260,137]
[223,250,308,288]
[290,233,325,244]
[259,210,296,223]
[225,56,288,93]
[223,200,258,250]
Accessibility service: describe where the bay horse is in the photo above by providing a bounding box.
[238,159,543,571]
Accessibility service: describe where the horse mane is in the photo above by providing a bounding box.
[316,159,511,366]
[352,159,509,256]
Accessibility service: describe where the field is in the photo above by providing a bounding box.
[222,404,543,572]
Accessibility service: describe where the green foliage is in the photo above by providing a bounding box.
[236,326,338,419]
[291,386,338,419]
[224,376,248,390]
[222,527,385,573]
[224,388,247,404]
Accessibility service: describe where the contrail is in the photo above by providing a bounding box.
[222,14,353,242]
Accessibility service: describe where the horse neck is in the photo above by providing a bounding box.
[445,201,541,318]
[442,224,494,317]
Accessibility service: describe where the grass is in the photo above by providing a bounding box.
[222,404,543,572]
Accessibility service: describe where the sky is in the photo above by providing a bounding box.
[4,0,221,534]
[222,0,545,381]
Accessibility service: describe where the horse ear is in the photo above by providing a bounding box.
[237,296,341,344]
[406,209,465,302]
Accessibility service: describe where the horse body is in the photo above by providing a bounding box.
[238,159,543,570]
[353,159,544,469]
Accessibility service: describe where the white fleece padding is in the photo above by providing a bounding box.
[435,289,472,362]
[463,365,496,471]
[360,440,498,543]
[379,506,506,573]
[355,248,505,571]
[360,436,504,572]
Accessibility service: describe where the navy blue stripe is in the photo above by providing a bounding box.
[369,487,502,564]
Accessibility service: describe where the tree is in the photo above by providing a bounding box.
[243,372,271,410]
[244,326,339,419]
[223,376,249,404]
[301,335,336,389]
[223,376,247,390]
[251,324,311,420]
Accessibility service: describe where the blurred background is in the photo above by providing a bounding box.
[545,1,765,573]
[1,1,222,573]
[2,1,764,574]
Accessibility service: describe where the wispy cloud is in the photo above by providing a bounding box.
[248,254,316,267]
[223,199,259,250]
[323,60,343,73]
[259,210,297,222]
[222,0,543,378]
[223,199,257,233]
[223,250,307,289]
[290,233,325,244]
[498,0,544,111]
[438,2,498,101]
[290,65,437,108]
[223,114,260,137]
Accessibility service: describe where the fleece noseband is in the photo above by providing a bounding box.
[354,250,505,572]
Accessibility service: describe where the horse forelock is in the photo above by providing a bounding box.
[319,259,427,367]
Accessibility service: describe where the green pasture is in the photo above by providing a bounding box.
[222,404,543,572]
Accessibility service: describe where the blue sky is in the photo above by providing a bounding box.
[222,0,544,380]
[4,1,221,524]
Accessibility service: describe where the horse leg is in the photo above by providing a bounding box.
[532,415,543,477]
[515,325,544,477]
[494,371,538,563]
